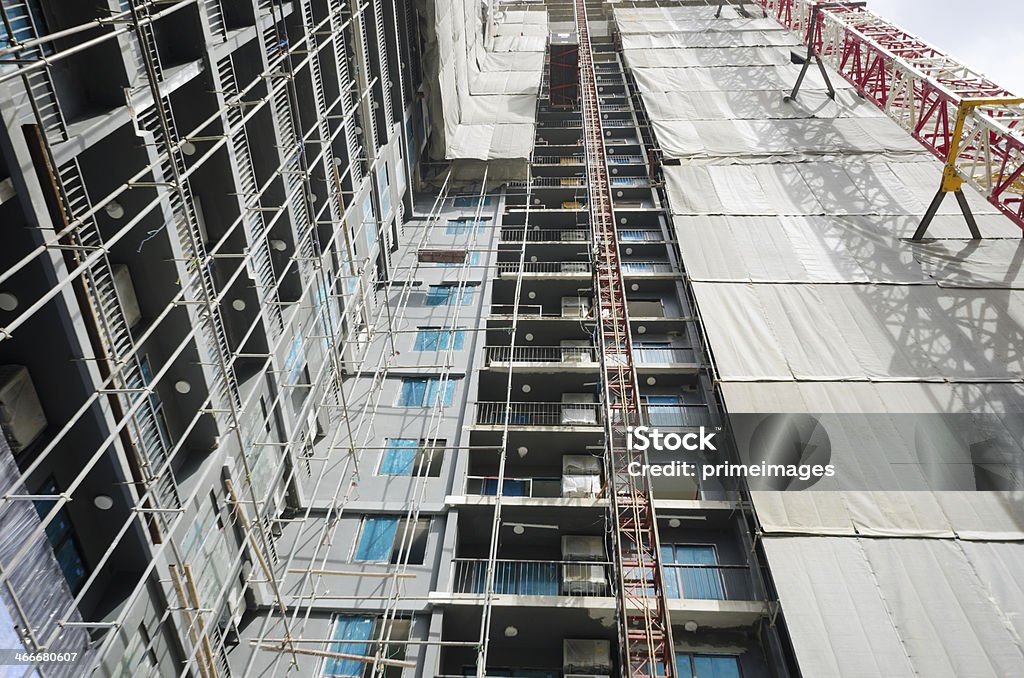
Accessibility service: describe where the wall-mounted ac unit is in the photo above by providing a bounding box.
[563,454,601,475]
[560,340,594,364]
[0,365,47,453]
[561,393,597,425]
[562,535,605,561]
[562,562,607,595]
[561,296,591,318]
[562,474,601,498]
[564,639,612,675]
[112,264,142,328]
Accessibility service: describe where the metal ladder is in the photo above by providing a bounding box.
[574,0,675,675]
[55,159,180,517]
[216,55,284,336]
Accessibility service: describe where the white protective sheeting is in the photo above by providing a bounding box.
[692,282,1024,381]
[639,89,883,121]
[674,215,930,284]
[763,537,1024,677]
[651,118,920,161]
[421,0,545,164]
[664,160,1001,216]
[727,382,1024,538]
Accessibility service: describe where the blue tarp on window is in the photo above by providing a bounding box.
[398,378,457,407]
[323,616,374,676]
[354,517,398,561]
[414,329,465,351]
[425,285,474,306]
[381,439,417,475]
[676,654,740,678]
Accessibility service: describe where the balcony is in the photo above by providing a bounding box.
[452,559,611,598]
[500,228,590,242]
[618,262,675,278]
[485,345,597,371]
[663,563,759,601]
[474,402,601,428]
[497,261,592,277]
[464,474,601,500]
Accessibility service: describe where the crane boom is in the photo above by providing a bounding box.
[753,0,1024,229]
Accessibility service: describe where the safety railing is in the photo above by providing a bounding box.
[497,261,592,274]
[485,345,596,365]
[508,177,586,188]
[500,228,591,242]
[641,403,713,428]
[452,559,612,597]
[633,347,697,364]
[464,476,563,498]
[662,564,760,601]
[620,261,675,274]
[618,229,664,242]
[474,402,602,427]
[533,155,584,165]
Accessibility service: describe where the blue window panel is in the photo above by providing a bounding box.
[414,329,465,351]
[398,379,428,406]
[446,218,490,234]
[646,395,686,427]
[661,545,681,599]
[453,196,493,208]
[620,230,646,241]
[678,655,742,678]
[424,378,456,407]
[425,285,451,305]
[323,616,374,676]
[636,342,672,364]
[355,517,398,561]
[438,252,481,267]
[381,439,418,475]
[664,545,724,600]
[425,286,474,306]
[482,479,527,496]
[399,378,457,407]
[493,561,557,595]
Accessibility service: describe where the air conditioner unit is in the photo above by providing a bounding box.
[562,535,605,561]
[562,562,607,595]
[561,296,591,318]
[560,340,593,364]
[564,639,612,676]
[112,264,142,328]
[561,229,587,242]
[562,474,601,498]
[563,454,601,475]
[0,366,47,453]
[561,393,597,425]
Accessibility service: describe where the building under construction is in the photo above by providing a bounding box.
[0,0,1023,676]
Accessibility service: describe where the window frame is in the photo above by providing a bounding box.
[353,515,431,564]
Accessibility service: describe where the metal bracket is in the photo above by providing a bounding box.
[912,187,981,241]
[783,2,866,102]
[913,97,1024,240]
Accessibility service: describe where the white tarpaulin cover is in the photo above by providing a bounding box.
[625,4,1024,665]
[692,282,1024,381]
[763,537,1024,676]
[419,0,545,165]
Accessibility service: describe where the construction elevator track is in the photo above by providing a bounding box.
[573,1,676,675]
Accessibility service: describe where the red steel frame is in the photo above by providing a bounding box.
[753,0,1024,228]
[574,1,675,675]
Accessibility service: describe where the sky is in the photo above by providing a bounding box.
[868,0,1024,94]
